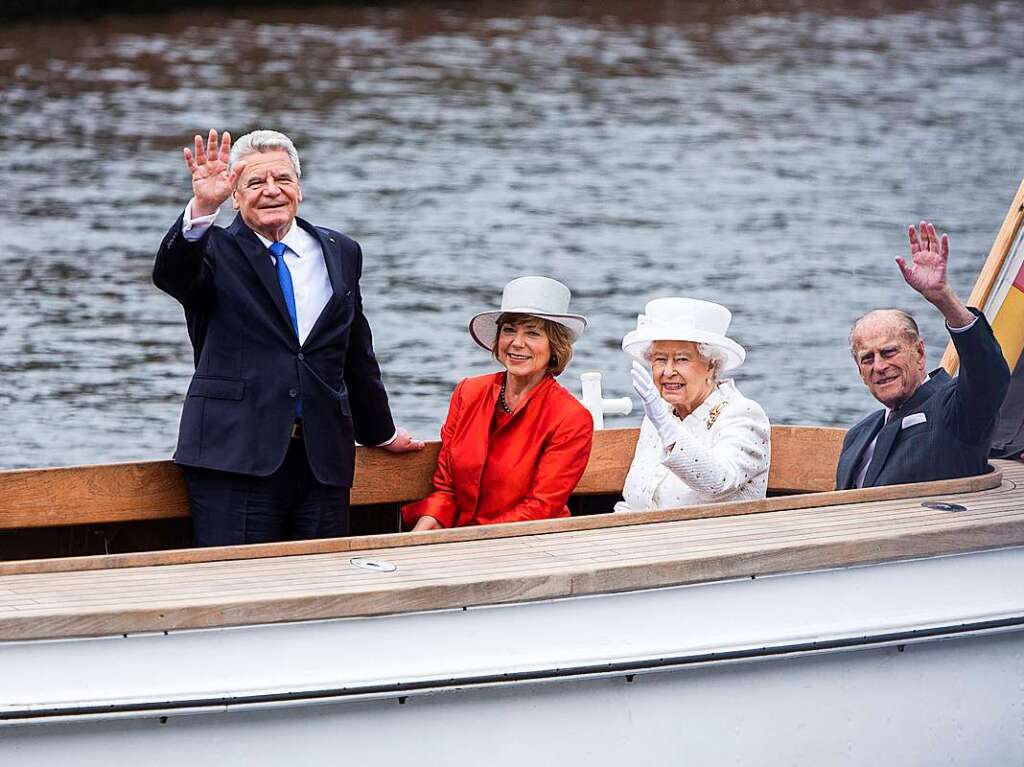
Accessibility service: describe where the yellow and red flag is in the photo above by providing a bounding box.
[983,227,1024,371]
[942,175,1024,375]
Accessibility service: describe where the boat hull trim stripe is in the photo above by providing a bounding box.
[4,614,1023,726]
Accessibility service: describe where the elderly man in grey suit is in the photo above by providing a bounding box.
[836,222,1011,490]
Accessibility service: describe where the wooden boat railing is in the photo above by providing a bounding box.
[0,424,1006,576]
[1,425,843,531]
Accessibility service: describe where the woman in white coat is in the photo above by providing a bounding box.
[614,298,771,512]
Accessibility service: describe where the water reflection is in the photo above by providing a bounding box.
[0,0,1021,467]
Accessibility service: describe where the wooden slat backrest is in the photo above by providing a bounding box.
[0,425,845,530]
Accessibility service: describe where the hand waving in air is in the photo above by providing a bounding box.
[896,221,974,327]
[896,221,950,303]
[184,129,247,217]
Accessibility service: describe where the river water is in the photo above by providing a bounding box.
[0,0,1021,469]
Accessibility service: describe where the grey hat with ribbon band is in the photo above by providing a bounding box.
[469,276,587,351]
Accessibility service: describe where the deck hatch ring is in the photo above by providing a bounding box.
[350,557,398,573]
[921,502,967,512]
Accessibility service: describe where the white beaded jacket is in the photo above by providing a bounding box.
[614,379,771,512]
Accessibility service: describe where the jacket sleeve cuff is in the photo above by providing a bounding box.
[182,198,219,241]
[376,430,398,447]
[402,495,456,529]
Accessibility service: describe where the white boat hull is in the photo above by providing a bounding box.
[5,546,1023,765]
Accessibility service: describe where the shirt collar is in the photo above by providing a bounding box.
[253,221,300,255]
[884,372,933,420]
[674,378,734,422]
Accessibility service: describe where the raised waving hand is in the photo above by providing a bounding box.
[897,221,950,301]
[184,129,246,217]
[897,220,973,327]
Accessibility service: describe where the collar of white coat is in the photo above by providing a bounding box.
[674,378,738,426]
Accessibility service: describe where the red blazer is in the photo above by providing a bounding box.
[402,372,594,528]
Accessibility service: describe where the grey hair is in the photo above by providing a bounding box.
[229,130,301,178]
[848,309,920,356]
[643,341,726,382]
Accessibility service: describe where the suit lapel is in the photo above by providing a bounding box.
[862,414,900,488]
[838,412,885,489]
[296,218,345,347]
[299,219,347,300]
[229,215,296,334]
[861,374,945,487]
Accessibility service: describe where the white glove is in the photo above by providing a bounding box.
[631,361,683,448]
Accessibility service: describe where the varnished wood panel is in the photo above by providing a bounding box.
[766,425,846,492]
[0,425,844,531]
[0,462,189,529]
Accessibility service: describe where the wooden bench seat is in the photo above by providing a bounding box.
[0,426,846,531]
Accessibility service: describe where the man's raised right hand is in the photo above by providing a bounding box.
[184,129,247,217]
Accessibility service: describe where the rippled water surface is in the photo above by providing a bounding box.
[1,0,1022,468]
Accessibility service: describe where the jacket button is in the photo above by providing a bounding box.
[288,388,298,398]
[297,353,304,361]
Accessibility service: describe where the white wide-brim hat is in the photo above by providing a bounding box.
[470,276,587,351]
[621,297,746,372]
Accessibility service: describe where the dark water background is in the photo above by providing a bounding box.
[0,0,1022,469]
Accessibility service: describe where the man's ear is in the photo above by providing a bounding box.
[297,183,303,204]
[231,188,240,210]
[915,338,926,368]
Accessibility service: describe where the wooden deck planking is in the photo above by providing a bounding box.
[0,460,1019,640]
[3,480,1017,595]
[3,495,1015,599]
[3,473,1019,589]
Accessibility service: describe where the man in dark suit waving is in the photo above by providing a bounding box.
[836,221,1010,490]
[154,129,423,546]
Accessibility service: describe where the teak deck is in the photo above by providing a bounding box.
[0,460,1018,642]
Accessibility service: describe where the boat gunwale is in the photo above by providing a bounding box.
[0,465,1005,578]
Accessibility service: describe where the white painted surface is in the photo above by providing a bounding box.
[578,371,632,429]
[2,547,1023,764]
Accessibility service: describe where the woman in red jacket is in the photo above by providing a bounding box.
[402,276,594,530]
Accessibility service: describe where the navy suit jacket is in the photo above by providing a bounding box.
[836,310,1010,490]
[153,213,396,487]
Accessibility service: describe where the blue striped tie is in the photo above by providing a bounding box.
[270,241,301,417]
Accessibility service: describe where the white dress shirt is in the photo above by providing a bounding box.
[182,199,332,345]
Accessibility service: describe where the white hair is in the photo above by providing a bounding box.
[696,342,728,379]
[643,341,727,382]
[229,130,301,178]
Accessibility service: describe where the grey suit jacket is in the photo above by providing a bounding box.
[836,310,1010,490]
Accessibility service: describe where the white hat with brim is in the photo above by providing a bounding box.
[470,276,587,351]
[621,297,746,372]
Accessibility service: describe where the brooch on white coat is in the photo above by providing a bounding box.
[706,402,728,430]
